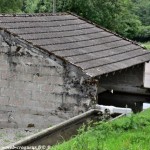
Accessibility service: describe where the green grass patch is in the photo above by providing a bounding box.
[141,42,150,50]
[51,109,150,150]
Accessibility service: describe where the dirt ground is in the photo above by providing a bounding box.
[0,128,41,148]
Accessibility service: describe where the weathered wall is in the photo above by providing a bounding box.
[0,32,96,129]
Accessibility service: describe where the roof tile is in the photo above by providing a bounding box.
[0,13,150,77]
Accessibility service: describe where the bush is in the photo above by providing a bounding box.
[134,26,150,41]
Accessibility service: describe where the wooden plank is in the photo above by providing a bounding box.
[100,84,150,96]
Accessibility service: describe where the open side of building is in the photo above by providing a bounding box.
[0,13,150,128]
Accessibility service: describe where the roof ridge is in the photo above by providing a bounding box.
[0,12,69,17]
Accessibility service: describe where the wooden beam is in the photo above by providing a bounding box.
[100,84,150,96]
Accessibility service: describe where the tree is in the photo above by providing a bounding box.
[131,0,150,41]
[132,0,150,26]
[0,0,22,13]
[58,0,141,39]
[88,0,141,39]
[22,0,40,13]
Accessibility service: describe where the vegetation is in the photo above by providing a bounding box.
[132,0,150,26]
[0,0,22,13]
[132,0,150,41]
[141,42,150,50]
[22,0,41,13]
[51,109,150,150]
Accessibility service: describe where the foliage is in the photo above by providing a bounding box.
[35,0,52,13]
[51,109,150,150]
[141,42,150,50]
[132,0,150,26]
[0,0,22,13]
[135,26,150,41]
[88,0,141,39]
[131,0,150,41]
[22,0,40,13]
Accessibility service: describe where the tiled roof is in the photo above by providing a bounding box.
[0,13,150,77]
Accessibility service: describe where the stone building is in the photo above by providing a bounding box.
[0,13,150,128]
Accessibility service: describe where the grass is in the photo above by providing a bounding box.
[141,41,150,50]
[51,109,150,150]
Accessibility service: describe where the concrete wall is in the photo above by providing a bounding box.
[144,62,150,88]
[99,64,145,94]
[97,64,149,112]
[0,33,95,129]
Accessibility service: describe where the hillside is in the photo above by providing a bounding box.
[51,109,150,150]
